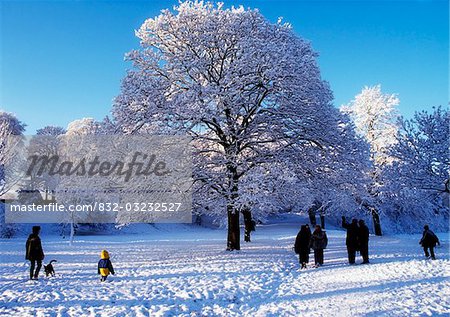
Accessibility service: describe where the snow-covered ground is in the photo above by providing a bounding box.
[0,222,449,317]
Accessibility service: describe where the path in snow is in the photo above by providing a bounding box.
[0,223,449,316]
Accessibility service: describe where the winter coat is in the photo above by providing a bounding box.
[358,224,370,246]
[25,234,44,261]
[294,225,311,254]
[245,220,256,232]
[98,250,115,277]
[420,229,440,248]
[310,231,328,250]
[242,208,256,232]
[342,220,359,249]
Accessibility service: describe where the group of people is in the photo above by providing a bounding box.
[341,217,370,264]
[25,222,441,279]
[26,226,115,281]
[294,224,328,268]
[294,218,441,269]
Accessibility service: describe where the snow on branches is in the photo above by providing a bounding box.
[380,107,449,231]
[113,1,373,247]
[341,85,399,167]
[0,111,26,196]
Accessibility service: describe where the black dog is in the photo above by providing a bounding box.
[44,260,57,277]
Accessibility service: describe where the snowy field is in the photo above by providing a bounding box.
[0,222,449,317]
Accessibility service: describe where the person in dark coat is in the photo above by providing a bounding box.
[358,219,370,264]
[294,224,311,269]
[342,217,359,264]
[98,250,115,282]
[309,225,328,267]
[242,207,256,242]
[420,225,440,260]
[25,226,45,280]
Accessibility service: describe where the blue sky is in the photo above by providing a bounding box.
[1,0,448,133]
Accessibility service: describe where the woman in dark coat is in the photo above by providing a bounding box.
[342,217,359,264]
[309,225,328,267]
[25,226,45,280]
[358,219,370,264]
[294,224,311,269]
[420,225,440,260]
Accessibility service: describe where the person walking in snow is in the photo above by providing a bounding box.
[294,224,312,269]
[358,219,370,264]
[242,207,256,242]
[419,225,440,260]
[309,225,328,267]
[25,226,45,280]
[342,217,359,264]
[98,250,115,282]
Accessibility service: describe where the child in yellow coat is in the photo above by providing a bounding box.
[98,250,115,282]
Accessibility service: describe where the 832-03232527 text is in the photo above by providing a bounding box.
[7,202,183,213]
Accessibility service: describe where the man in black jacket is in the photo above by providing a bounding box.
[342,217,359,264]
[25,226,45,280]
[358,219,370,264]
[420,225,440,260]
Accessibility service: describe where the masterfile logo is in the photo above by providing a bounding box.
[26,151,171,182]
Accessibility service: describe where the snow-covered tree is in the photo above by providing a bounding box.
[36,126,66,136]
[0,111,26,196]
[51,118,104,244]
[0,111,26,237]
[341,85,400,235]
[66,118,100,135]
[113,1,370,249]
[341,85,399,165]
[380,106,449,231]
[305,116,372,222]
[23,126,67,201]
[391,107,449,195]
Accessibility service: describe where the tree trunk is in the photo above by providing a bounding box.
[371,208,382,236]
[227,205,240,250]
[69,220,75,246]
[320,214,325,229]
[367,173,383,236]
[225,151,240,251]
[308,209,316,226]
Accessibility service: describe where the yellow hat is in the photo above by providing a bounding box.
[100,250,109,259]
